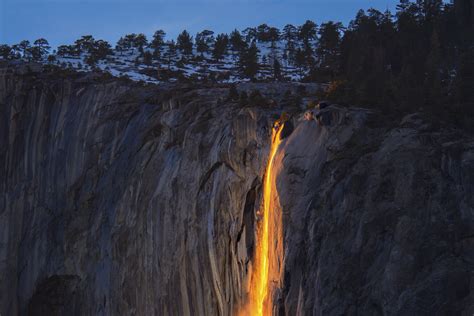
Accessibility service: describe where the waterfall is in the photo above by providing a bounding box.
[241,123,285,316]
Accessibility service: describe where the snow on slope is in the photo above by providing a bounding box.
[51,41,306,84]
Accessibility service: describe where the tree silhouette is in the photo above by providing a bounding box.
[0,45,12,59]
[18,40,31,59]
[134,33,148,53]
[151,30,166,58]
[33,38,51,60]
[177,30,193,55]
[213,33,229,62]
[238,42,259,80]
[196,30,215,56]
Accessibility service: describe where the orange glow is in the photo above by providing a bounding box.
[240,123,284,316]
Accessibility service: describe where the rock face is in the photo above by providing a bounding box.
[276,109,474,315]
[0,64,473,315]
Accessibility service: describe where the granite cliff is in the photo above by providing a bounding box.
[1,64,473,315]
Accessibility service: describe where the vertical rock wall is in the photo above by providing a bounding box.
[1,66,473,316]
[0,68,276,315]
[275,109,474,315]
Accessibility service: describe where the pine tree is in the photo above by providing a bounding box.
[298,20,318,45]
[150,30,166,53]
[85,54,97,68]
[87,40,112,65]
[242,27,257,44]
[195,30,215,56]
[177,30,193,56]
[28,46,42,61]
[256,24,271,42]
[134,33,148,54]
[75,35,95,54]
[294,48,306,76]
[116,37,129,56]
[213,33,229,62]
[150,30,166,49]
[143,51,153,66]
[317,22,343,79]
[273,59,282,81]
[283,24,298,64]
[123,34,137,54]
[96,40,112,59]
[268,27,280,48]
[230,29,245,51]
[33,38,50,59]
[230,29,246,62]
[238,42,259,80]
[18,40,31,59]
[282,50,289,67]
[164,40,177,70]
[57,45,78,57]
[0,45,12,59]
[298,20,318,68]
[10,45,21,59]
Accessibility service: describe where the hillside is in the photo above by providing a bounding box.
[53,40,305,84]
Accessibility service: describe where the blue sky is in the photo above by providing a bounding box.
[1,0,400,48]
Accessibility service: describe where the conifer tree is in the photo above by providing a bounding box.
[151,30,166,58]
[116,37,129,56]
[242,27,257,43]
[0,45,12,59]
[268,27,280,48]
[18,40,31,59]
[134,33,148,54]
[28,46,42,61]
[298,20,318,45]
[164,40,177,70]
[75,35,95,54]
[213,33,229,62]
[195,30,215,56]
[317,22,343,79]
[177,30,193,56]
[283,24,298,64]
[141,51,152,66]
[294,48,306,76]
[10,44,21,59]
[273,59,282,81]
[298,20,317,68]
[33,38,50,58]
[238,42,259,80]
[230,29,245,51]
[124,34,137,54]
[256,24,271,42]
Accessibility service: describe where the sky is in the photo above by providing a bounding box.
[1,0,400,48]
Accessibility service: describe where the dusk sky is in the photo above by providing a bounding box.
[1,0,400,48]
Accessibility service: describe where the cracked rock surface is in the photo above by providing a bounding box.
[1,64,473,315]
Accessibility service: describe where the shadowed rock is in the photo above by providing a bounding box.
[0,64,473,315]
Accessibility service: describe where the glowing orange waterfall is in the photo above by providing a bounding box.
[241,123,284,316]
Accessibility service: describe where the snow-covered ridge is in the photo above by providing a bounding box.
[51,40,306,84]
